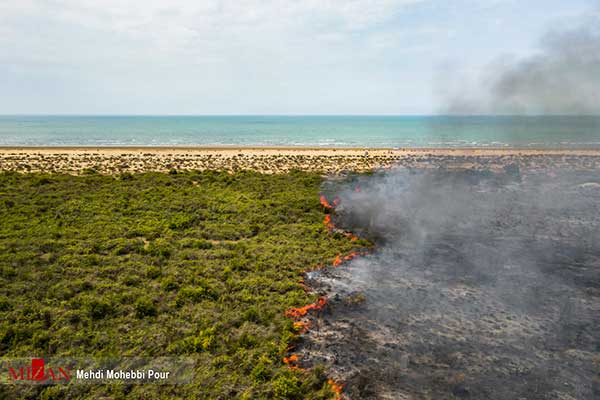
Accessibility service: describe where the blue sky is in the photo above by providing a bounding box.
[0,0,596,114]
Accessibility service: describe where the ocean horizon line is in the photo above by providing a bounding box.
[1,115,599,149]
[2,114,600,118]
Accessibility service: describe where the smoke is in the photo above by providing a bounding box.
[442,12,600,115]
[305,167,600,399]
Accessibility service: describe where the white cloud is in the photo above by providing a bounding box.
[0,0,585,114]
[0,0,427,73]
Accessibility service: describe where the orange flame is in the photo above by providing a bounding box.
[283,202,369,391]
[320,195,334,209]
[324,214,335,231]
[293,321,310,332]
[333,254,344,267]
[283,354,298,364]
[328,378,343,399]
[285,297,327,320]
[333,250,368,267]
[283,354,305,371]
[321,195,341,209]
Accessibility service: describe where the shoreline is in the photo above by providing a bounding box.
[2,145,600,155]
[2,146,600,174]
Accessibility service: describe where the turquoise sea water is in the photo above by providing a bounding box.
[0,115,599,148]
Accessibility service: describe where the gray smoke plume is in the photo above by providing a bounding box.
[442,12,600,115]
[304,168,600,399]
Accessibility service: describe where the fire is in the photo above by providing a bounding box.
[320,195,334,209]
[328,378,343,399]
[333,250,368,267]
[283,354,298,364]
[320,195,340,209]
[285,297,327,320]
[324,214,335,230]
[283,354,304,371]
[281,193,368,397]
[333,254,344,267]
[293,321,310,332]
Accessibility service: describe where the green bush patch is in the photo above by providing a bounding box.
[0,171,368,399]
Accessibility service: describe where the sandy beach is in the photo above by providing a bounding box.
[2,146,600,174]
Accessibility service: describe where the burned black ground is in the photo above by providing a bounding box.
[300,165,600,399]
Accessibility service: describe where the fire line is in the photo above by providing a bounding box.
[282,194,368,399]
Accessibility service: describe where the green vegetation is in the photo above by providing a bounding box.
[0,170,369,399]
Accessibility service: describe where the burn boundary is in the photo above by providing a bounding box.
[283,194,371,400]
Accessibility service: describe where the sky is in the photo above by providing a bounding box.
[0,0,596,114]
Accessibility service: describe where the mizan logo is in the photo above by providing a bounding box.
[3,357,194,385]
[8,358,70,383]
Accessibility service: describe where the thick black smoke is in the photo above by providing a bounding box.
[442,12,600,115]
[304,168,600,399]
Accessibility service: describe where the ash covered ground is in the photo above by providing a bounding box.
[301,165,600,399]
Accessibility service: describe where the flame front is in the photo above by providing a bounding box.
[282,194,369,399]
[293,321,310,332]
[283,353,304,371]
[333,251,368,267]
[324,214,334,231]
[333,254,344,267]
[320,195,334,209]
[320,195,340,209]
[328,378,343,399]
[283,354,298,364]
[285,297,327,320]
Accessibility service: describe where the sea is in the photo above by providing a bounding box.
[0,115,599,148]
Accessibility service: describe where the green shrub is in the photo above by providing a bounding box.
[134,297,157,318]
[146,266,161,279]
[185,327,216,352]
[32,331,51,350]
[147,238,172,259]
[122,274,140,286]
[193,239,213,249]
[0,171,370,399]
[175,281,217,305]
[243,306,260,323]
[161,277,179,291]
[251,356,272,383]
[272,374,302,399]
[31,176,51,186]
[86,299,112,320]
[0,297,11,312]
[237,332,258,349]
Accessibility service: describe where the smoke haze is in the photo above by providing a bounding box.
[304,168,600,399]
[442,12,600,115]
